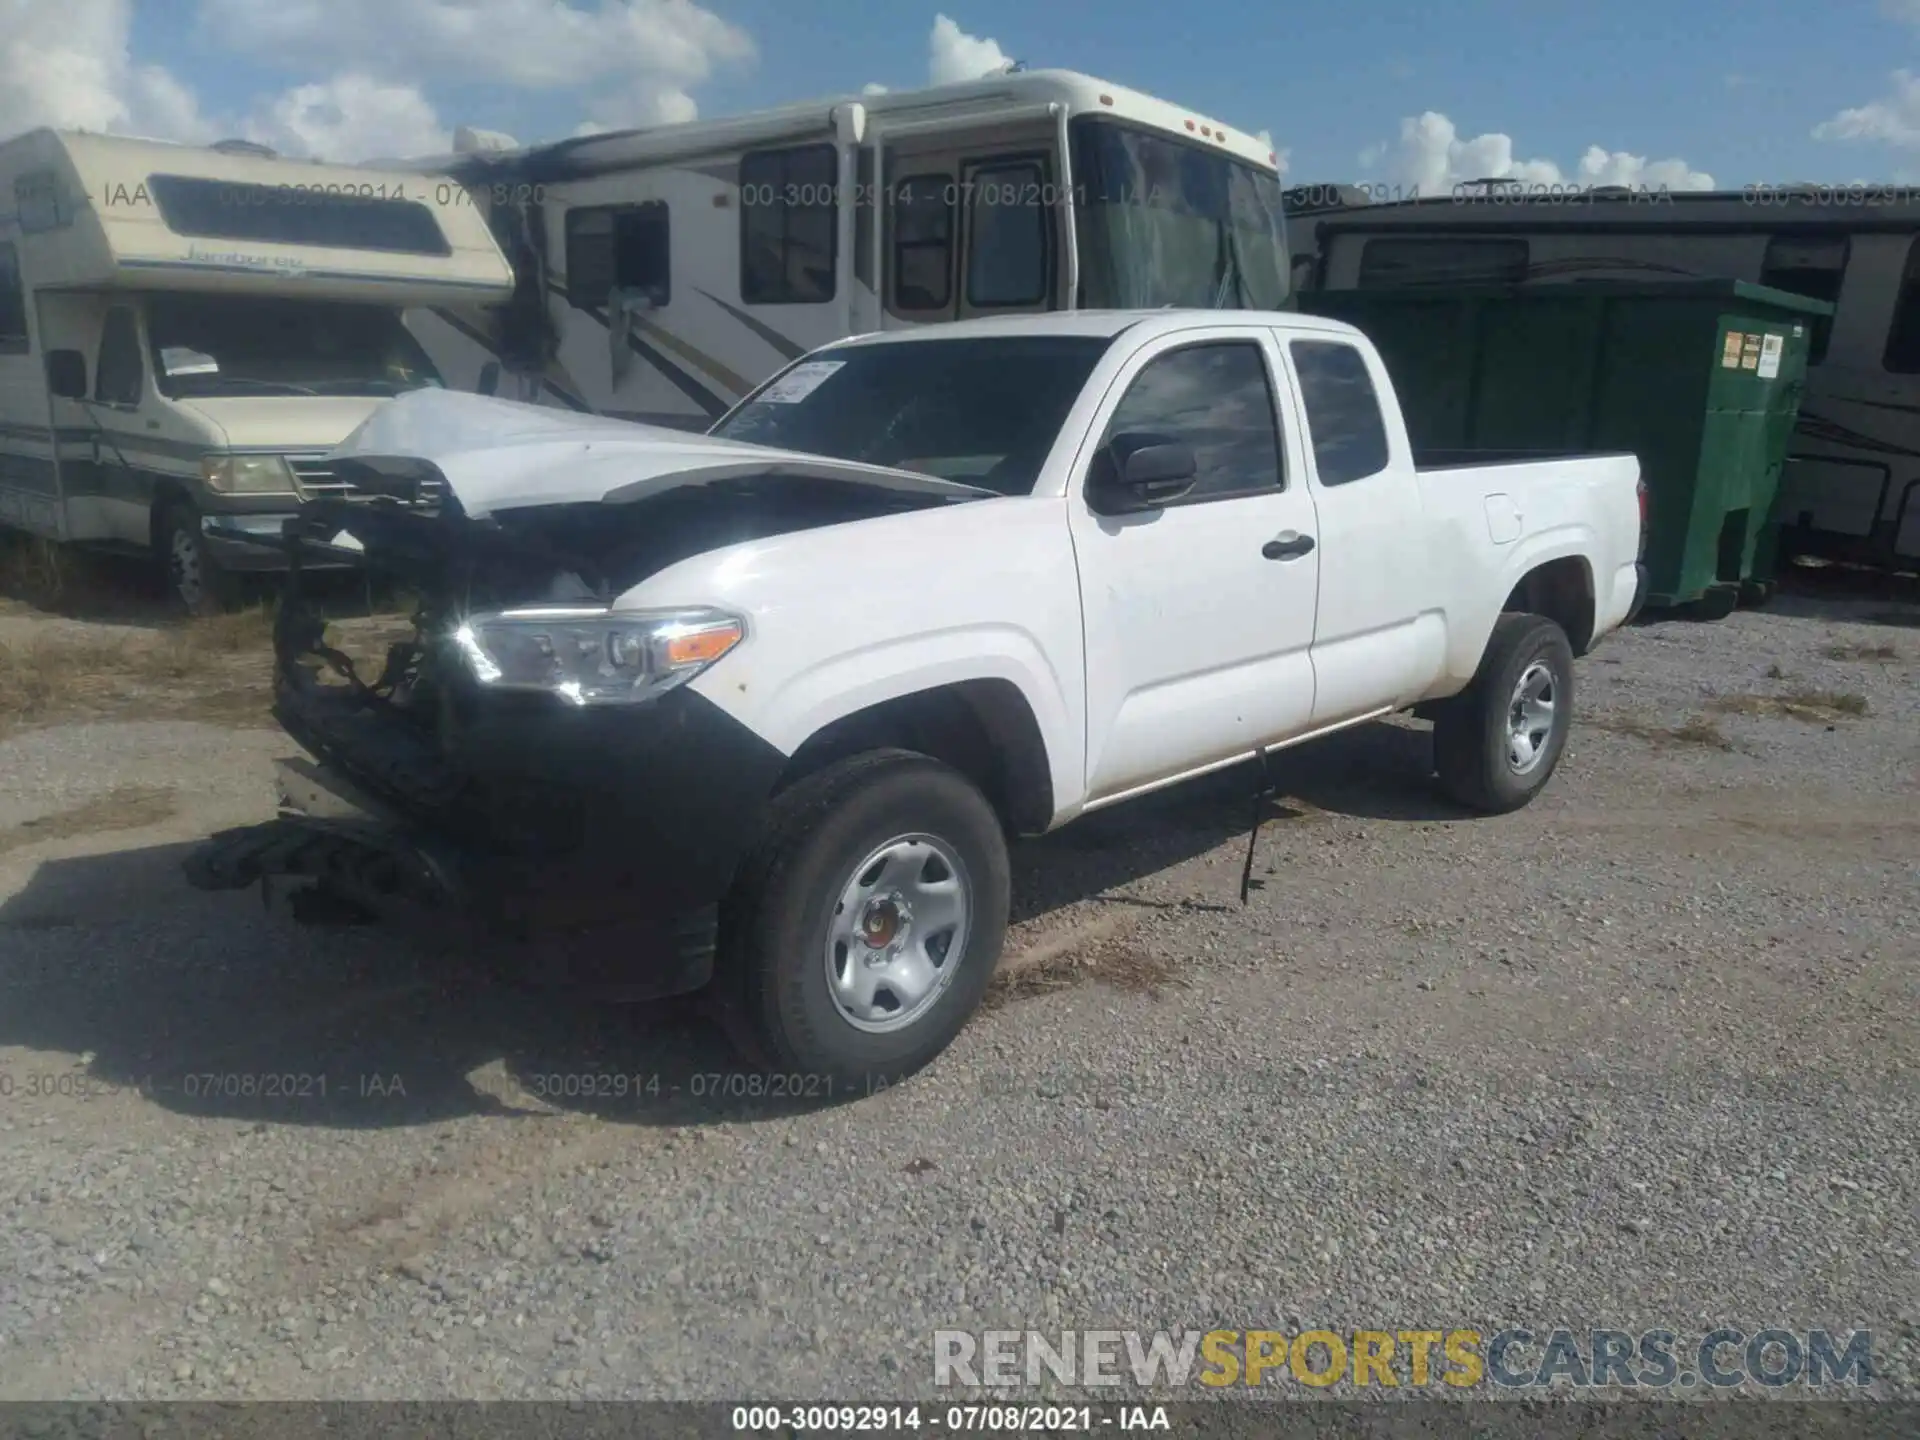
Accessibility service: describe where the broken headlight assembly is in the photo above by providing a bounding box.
[450,606,744,707]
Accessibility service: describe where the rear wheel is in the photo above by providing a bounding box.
[159,500,235,617]
[715,749,1010,1090]
[1433,613,1575,814]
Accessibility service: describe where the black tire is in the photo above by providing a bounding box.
[158,500,235,617]
[1432,613,1575,815]
[715,749,1011,1090]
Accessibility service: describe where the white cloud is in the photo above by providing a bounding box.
[197,0,754,140]
[454,124,522,154]
[862,82,890,96]
[1252,129,1291,176]
[1365,111,1715,194]
[244,74,451,162]
[1814,69,1920,148]
[0,0,214,142]
[928,14,1012,86]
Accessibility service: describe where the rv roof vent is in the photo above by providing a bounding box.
[210,138,277,158]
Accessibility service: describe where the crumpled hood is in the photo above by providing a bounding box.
[324,387,990,518]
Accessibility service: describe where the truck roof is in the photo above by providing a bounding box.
[823,308,1363,347]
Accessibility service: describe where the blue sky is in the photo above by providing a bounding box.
[6,2,1914,187]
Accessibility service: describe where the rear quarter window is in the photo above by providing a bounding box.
[1290,339,1390,486]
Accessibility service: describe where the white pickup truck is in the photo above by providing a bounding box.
[186,309,1648,1088]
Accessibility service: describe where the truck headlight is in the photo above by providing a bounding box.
[202,453,298,495]
[450,606,745,707]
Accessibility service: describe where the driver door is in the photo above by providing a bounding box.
[1068,327,1321,804]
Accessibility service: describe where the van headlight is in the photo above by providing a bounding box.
[450,607,745,707]
[202,453,298,495]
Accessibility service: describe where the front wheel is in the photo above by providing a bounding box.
[159,500,235,617]
[716,749,1011,1089]
[1432,613,1575,814]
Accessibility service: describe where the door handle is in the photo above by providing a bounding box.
[1262,532,1315,560]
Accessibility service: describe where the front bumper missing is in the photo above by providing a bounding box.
[184,756,720,1001]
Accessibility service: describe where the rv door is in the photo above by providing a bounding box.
[860,105,1067,331]
[33,292,110,544]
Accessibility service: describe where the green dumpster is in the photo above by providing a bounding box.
[1297,280,1833,614]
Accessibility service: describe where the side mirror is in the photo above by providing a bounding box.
[476,361,501,397]
[1088,431,1198,514]
[46,349,87,400]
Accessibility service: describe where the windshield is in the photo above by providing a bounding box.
[1071,117,1291,311]
[144,294,444,399]
[708,335,1111,496]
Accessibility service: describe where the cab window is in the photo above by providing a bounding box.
[1099,341,1284,500]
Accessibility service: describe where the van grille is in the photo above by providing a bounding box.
[287,455,444,508]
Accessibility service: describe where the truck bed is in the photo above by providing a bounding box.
[1416,446,1639,471]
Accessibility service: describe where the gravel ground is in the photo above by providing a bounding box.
[0,592,1915,1404]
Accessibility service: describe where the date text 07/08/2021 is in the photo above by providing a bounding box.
[729,1404,1172,1432]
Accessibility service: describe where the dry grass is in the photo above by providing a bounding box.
[0,602,421,739]
[0,785,178,857]
[0,531,160,619]
[1588,713,1735,751]
[1711,689,1870,722]
[0,605,280,738]
[1821,641,1900,663]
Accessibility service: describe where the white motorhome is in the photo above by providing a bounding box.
[1295,184,1920,574]
[0,129,513,611]
[405,69,1290,426]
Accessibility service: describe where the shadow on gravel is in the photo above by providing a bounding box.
[0,722,1460,1135]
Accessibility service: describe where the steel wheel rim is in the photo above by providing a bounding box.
[1506,660,1558,775]
[823,832,973,1034]
[170,526,203,610]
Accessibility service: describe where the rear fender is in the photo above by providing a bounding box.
[1445,525,1599,685]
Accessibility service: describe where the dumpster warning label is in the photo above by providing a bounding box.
[1758,333,1784,379]
[1741,333,1763,370]
[1722,331,1744,368]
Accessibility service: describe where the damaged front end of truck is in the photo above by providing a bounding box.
[181,391,987,997]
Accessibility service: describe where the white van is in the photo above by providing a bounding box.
[0,129,514,611]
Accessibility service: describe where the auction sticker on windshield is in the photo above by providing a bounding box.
[758,360,845,404]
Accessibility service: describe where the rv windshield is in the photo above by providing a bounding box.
[1070,117,1290,311]
[144,295,443,400]
[709,335,1111,496]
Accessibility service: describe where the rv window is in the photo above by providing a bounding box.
[1759,235,1846,365]
[15,171,71,234]
[148,174,451,256]
[0,244,26,353]
[1357,237,1529,287]
[1291,339,1390,486]
[566,202,670,308]
[965,159,1050,308]
[891,174,954,311]
[740,145,837,305]
[1885,240,1920,375]
[96,308,144,406]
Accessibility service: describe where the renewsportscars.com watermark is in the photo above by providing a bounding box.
[933,1327,1878,1391]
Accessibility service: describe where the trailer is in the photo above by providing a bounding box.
[403,69,1291,427]
[1295,183,1920,575]
[0,128,514,610]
